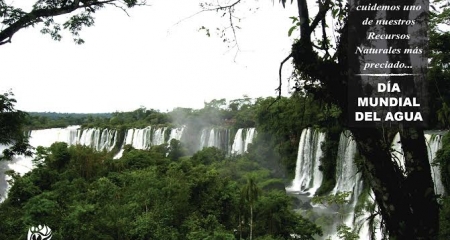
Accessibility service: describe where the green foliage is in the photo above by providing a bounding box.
[0,91,32,160]
[311,191,351,206]
[255,190,322,239]
[427,5,450,129]
[250,95,321,179]
[336,224,359,240]
[24,112,111,130]
[0,0,146,45]
[288,16,301,37]
[167,139,188,161]
[0,142,321,239]
[191,147,226,165]
[436,132,450,194]
[315,127,341,196]
[439,196,450,239]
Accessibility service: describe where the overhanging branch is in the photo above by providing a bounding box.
[309,0,331,33]
[277,53,293,98]
[0,0,125,45]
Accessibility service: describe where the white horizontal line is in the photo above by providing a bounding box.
[355,74,419,76]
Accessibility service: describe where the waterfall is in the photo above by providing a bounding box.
[113,126,185,158]
[1,125,189,200]
[425,133,445,195]
[1,126,82,202]
[129,127,152,150]
[197,128,233,153]
[231,129,244,154]
[231,128,257,155]
[287,128,312,193]
[311,131,325,195]
[391,132,406,175]
[114,129,133,159]
[332,131,362,230]
[220,128,231,153]
[199,128,208,150]
[152,127,167,146]
[332,131,359,196]
[168,127,184,143]
[207,129,216,147]
[93,129,101,150]
[0,144,34,202]
[243,128,256,152]
[286,128,325,194]
[321,131,363,240]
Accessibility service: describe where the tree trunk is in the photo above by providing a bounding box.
[400,127,439,238]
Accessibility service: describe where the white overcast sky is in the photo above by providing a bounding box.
[1,0,300,113]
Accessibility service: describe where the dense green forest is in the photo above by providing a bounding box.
[1,90,449,239]
[0,142,323,239]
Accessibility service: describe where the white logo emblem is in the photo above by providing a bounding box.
[27,225,52,240]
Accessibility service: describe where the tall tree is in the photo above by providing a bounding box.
[206,0,441,238]
[284,0,438,238]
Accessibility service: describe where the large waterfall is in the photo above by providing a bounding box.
[2,124,446,236]
[197,127,256,155]
[198,128,231,152]
[231,128,257,155]
[1,126,257,201]
[113,126,185,158]
[0,125,185,200]
[332,131,360,197]
[286,128,325,195]
[287,129,447,240]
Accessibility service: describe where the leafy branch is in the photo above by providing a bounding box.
[0,0,148,45]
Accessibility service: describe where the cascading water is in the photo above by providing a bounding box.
[1,126,82,202]
[152,127,167,146]
[243,128,256,153]
[198,128,233,153]
[231,129,244,154]
[287,128,312,193]
[332,131,359,196]
[231,128,257,155]
[425,133,445,195]
[114,127,184,158]
[0,144,34,202]
[168,127,184,143]
[1,125,188,200]
[286,128,325,195]
[391,132,406,175]
[311,131,325,195]
[198,128,209,150]
[318,131,365,240]
[207,129,217,147]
